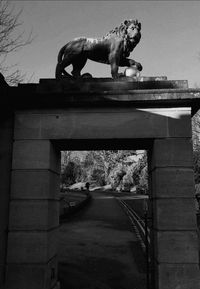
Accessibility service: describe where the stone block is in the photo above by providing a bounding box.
[0,189,9,230]
[6,264,46,289]
[7,229,58,263]
[11,170,60,200]
[0,231,6,262]
[150,168,195,198]
[52,282,60,289]
[167,108,191,137]
[0,232,7,285]
[12,140,60,173]
[0,115,13,236]
[9,200,59,230]
[6,255,57,289]
[0,264,5,289]
[154,230,199,263]
[157,263,200,289]
[153,198,197,230]
[150,138,193,169]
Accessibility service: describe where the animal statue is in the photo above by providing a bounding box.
[55,19,142,79]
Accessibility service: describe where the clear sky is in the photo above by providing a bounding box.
[7,1,200,87]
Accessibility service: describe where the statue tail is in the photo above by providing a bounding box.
[57,45,66,63]
[55,63,73,79]
[55,43,74,79]
[55,45,71,79]
[55,62,62,79]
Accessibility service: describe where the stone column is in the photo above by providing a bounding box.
[6,140,60,289]
[0,114,13,287]
[149,137,200,289]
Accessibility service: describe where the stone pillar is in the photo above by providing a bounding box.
[149,138,200,289]
[0,114,13,287]
[5,140,60,289]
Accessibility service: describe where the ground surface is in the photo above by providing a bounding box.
[58,190,146,289]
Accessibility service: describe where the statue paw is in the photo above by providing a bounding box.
[81,73,93,79]
[136,62,143,71]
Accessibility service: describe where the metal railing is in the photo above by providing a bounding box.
[117,198,151,289]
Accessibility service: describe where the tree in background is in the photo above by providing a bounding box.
[61,160,82,186]
[109,163,126,190]
[60,150,148,193]
[0,0,33,85]
[192,111,200,185]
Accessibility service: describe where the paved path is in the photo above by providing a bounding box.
[58,191,146,289]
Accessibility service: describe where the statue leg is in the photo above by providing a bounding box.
[71,56,87,78]
[109,55,119,79]
[55,57,73,79]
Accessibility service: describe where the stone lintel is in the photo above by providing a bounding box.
[14,107,191,140]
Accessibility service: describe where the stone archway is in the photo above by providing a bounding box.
[1,78,200,289]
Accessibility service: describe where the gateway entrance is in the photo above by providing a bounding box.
[1,78,200,289]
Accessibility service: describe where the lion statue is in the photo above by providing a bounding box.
[55,19,142,79]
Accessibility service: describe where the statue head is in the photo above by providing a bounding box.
[105,19,141,54]
[124,19,141,43]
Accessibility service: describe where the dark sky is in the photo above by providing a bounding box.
[8,1,200,87]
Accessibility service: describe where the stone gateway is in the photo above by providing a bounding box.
[1,77,200,289]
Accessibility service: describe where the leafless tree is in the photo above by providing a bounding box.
[0,0,33,85]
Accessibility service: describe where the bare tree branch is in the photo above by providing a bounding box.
[0,0,34,85]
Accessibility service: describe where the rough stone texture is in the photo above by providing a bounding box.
[157,264,200,289]
[153,198,197,230]
[151,168,195,198]
[7,230,58,263]
[154,230,199,263]
[6,255,57,289]
[12,140,60,173]
[9,200,59,230]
